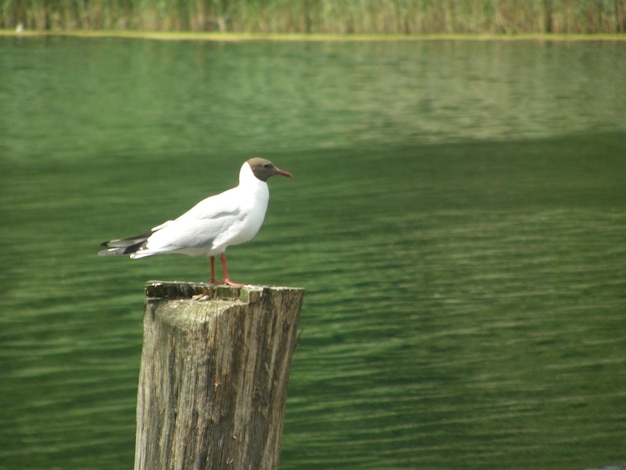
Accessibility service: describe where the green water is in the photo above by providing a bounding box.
[1,37,625,469]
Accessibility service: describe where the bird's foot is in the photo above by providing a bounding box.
[222,278,245,287]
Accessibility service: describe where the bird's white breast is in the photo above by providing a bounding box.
[220,168,269,248]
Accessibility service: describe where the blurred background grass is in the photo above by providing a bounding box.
[2,0,625,34]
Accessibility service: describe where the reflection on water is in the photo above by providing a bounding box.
[2,39,625,160]
[1,37,625,469]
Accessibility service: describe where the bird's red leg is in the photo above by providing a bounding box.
[209,256,219,285]
[220,252,244,287]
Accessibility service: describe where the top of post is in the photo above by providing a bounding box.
[145,281,304,304]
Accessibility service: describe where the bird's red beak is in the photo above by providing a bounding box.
[276,169,293,178]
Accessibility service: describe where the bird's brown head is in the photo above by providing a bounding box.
[247,158,293,182]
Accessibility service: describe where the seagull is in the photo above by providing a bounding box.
[99,158,292,286]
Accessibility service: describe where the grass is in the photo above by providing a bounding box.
[3,30,626,41]
[1,0,625,34]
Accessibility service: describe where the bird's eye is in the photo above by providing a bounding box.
[263,163,271,169]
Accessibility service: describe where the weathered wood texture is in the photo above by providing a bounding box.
[134,281,304,470]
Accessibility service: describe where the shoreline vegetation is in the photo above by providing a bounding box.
[1,0,625,35]
[2,30,626,42]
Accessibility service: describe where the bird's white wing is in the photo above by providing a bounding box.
[140,188,244,255]
[150,220,175,232]
[173,187,241,225]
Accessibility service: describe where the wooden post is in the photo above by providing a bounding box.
[134,281,304,470]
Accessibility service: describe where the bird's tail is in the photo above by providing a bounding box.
[98,231,153,257]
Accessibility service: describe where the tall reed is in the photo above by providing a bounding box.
[2,0,625,33]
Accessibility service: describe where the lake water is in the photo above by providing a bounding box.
[1,36,625,469]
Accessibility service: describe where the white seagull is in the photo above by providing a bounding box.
[99,158,292,286]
